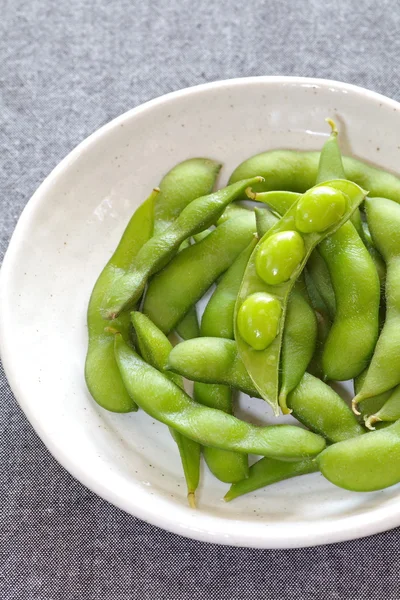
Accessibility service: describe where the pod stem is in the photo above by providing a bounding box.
[352,397,361,416]
[325,117,338,136]
[364,414,382,431]
[245,187,257,200]
[278,391,293,415]
[104,326,120,335]
[187,492,196,509]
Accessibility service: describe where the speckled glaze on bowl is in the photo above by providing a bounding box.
[1,77,400,549]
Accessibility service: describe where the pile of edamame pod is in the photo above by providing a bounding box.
[85,119,400,507]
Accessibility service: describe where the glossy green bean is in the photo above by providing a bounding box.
[85,189,156,412]
[143,212,257,333]
[114,335,326,460]
[318,419,400,491]
[102,176,262,319]
[235,180,366,415]
[131,312,201,507]
[354,198,400,411]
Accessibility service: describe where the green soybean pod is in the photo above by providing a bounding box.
[318,419,400,492]
[229,150,400,202]
[254,206,279,239]
[167,338,363,444]
[306,249,336,319]
[319,221,380,381]
[154,158,221,339]
[201,238,257,339]
[224,458,318,502]
[287,373,364,442]
[114,335,326,460]
[131,312,201,507]
[235,180,366,415]
[353,370,393,420]
[102,176,262,319]
[279,285,317,407]
[365,385,400,430]
[252,190,336,321]
[168,337,258,396]
[354,198,400,411]
[154,158,222,235]
[85,189,157,412]
[144,211,257,333]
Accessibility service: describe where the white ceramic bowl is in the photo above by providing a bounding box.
[2,77,400,549]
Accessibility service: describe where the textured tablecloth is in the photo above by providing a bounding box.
[1,1,400,598]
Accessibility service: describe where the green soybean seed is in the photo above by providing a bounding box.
[131,311,201,507]
[224,457,318,502]
[143,211,257,333]
[353,197,400,411]
[295,186,347,233]
[237,292,282,351]
[114,335,326,460]
[318,419,400,492]
[102,176,262,319]
[256,230,306,286]
[235,180,366,415]
[85,189,157,413]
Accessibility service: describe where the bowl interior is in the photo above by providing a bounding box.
[2,77,400,548]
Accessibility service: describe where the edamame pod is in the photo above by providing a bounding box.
[354,198,400,411]
[114,335,326,460]
[364,385,400,430]
[235,180,366,415]
[280,286,317,406]
[168,338,362,443]
[224,458,318,502]
[85,189,156,412]
[144,212,257,333]
[102,176,262,319]
[319,221,380,380]
[131,312,201,507]
[154,158,221,235]
[353,370,393,420]
[318,419,400,491]
[229,150,400,202]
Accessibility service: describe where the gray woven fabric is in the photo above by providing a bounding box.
[1,0,400,598]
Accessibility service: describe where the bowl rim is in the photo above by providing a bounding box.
[2,75,400,549]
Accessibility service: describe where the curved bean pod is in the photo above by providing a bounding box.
[318,419,400,491]
[319,221,380,380]
[168,338,362,443]
[354,198,400,410]
[85,189,156,412]
[144,212,257,333]
[224,458,318,501]
[235,180,366,415]
[114,335,326,460]
[229,150,400,202]
[131,312,201,507]
[102,176,262,319]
